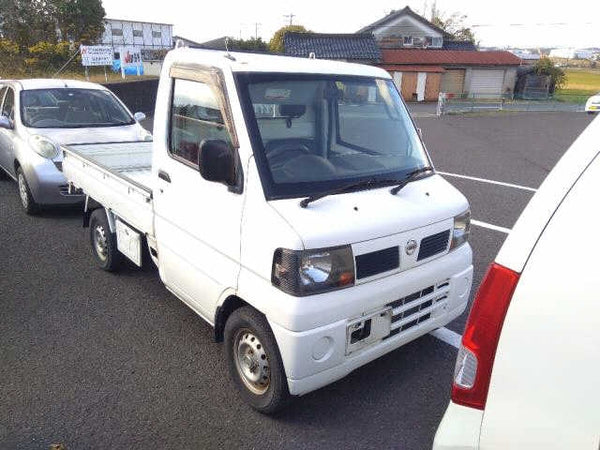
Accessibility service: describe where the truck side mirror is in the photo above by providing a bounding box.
[198,139,236,186]
[0,115,13,130]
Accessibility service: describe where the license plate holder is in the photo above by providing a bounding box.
[346,307,392,355]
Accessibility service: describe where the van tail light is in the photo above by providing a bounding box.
[451,263,520,410]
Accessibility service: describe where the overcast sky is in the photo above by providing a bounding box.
[101,0,599,49]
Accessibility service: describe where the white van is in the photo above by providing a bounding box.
[434,117,600,448]
[63,47,473,413]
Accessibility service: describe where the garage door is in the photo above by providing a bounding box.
[469,69,505,96]
[440,69,465,94]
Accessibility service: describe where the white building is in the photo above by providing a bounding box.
[101,18,173,49]
[100,19,173,75]
[549,48,594,59]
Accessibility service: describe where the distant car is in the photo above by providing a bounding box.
[434,116,600,449]
[585,92,600,114]
[0,79,152,214]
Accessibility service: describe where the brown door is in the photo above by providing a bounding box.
[440,69,466,94]
[401,73,417,101]
[424,73,441,101]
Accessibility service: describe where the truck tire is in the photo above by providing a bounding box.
[89,208,122,272]
[17,167,39,215]
[224,306,290,414]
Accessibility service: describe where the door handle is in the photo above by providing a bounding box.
[158,170,171,183]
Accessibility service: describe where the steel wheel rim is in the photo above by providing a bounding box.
[18,173,28,208]
[233,328,270,395]
[93,225,109,262]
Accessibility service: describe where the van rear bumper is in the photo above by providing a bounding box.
[268,246,473,396]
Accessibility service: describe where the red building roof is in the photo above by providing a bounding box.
[382,49,522,66]
[379,65,445,73]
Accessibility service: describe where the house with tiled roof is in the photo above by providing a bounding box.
[381,49,521,101]
[283,32,381,63]
[359,7,520,101]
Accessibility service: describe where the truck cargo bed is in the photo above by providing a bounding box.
[62,141,154,235]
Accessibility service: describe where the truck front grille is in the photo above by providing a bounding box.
[355,246,399,279]
[385,279,450,338]
[417,230,451,261]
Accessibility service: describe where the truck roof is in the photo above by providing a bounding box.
[169,47,391,78]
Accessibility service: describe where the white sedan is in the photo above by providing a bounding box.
[585,92,600,114]
[434,116,600,448]
[0,79,152,214]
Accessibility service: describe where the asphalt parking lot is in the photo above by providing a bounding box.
[0,111,595,449]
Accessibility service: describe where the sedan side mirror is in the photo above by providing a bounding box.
[198,139,236,186]
[0,115,13,130]
[134,112,146,122]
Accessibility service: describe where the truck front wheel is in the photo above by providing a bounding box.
[89,209,122,272]
[224,306,290,414]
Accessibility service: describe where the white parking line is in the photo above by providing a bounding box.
[430,327,462,349]
[471,219,511,234]
[438,171,537,193]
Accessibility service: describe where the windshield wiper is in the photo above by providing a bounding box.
[300,177,401,208]
[390,166,435,195]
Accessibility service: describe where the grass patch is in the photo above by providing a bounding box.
[555,69,600,103]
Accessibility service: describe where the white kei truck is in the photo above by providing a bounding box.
[62,47,473,413]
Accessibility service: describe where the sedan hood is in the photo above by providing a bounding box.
[269,174,469,249]
[29,124,145,146]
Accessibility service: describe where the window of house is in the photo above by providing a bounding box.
[111,28,123,36]
[133,29,143,38]
[152,31,162,39]
[170,78,231,166]
[432,36,443,47]
[403,36,413,46]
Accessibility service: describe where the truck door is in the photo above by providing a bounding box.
[153,68,243,320]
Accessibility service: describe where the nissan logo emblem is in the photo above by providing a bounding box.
[405,239,418,255]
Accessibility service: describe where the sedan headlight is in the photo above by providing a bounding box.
[29,135,59,159]
[451,209,471,249]
[139,129,153,141]
[272,245,355,296]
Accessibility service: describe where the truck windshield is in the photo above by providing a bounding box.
[20,88,135,128]
[235,73,431,200]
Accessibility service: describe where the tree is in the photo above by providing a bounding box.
[55,0,105,44]
[0,0,105,47]
[269,25,309,53]
[533,57,566,93]
[228,37,268,52]
[431,10,477,44]
[0,0,58,48]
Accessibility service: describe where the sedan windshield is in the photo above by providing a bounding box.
[236,73,431,200]
[20,88,135,128]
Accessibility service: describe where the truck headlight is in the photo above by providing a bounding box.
[272,246,355,296]
[29,135,59,159]
[451,209,471,249]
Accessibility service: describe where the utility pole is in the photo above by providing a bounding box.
[283,13,295,26]
[254,22,261,40]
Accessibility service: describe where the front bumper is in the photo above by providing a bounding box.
[433,401,484,450]
[268,244,473,396]
[21,158,84,205]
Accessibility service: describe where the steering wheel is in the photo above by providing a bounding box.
[266,142,312,167]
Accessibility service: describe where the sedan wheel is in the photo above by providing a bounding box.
[17,168,38,215]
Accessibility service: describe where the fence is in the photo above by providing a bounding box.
[104,78,159,115]
[437,92,586,116]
